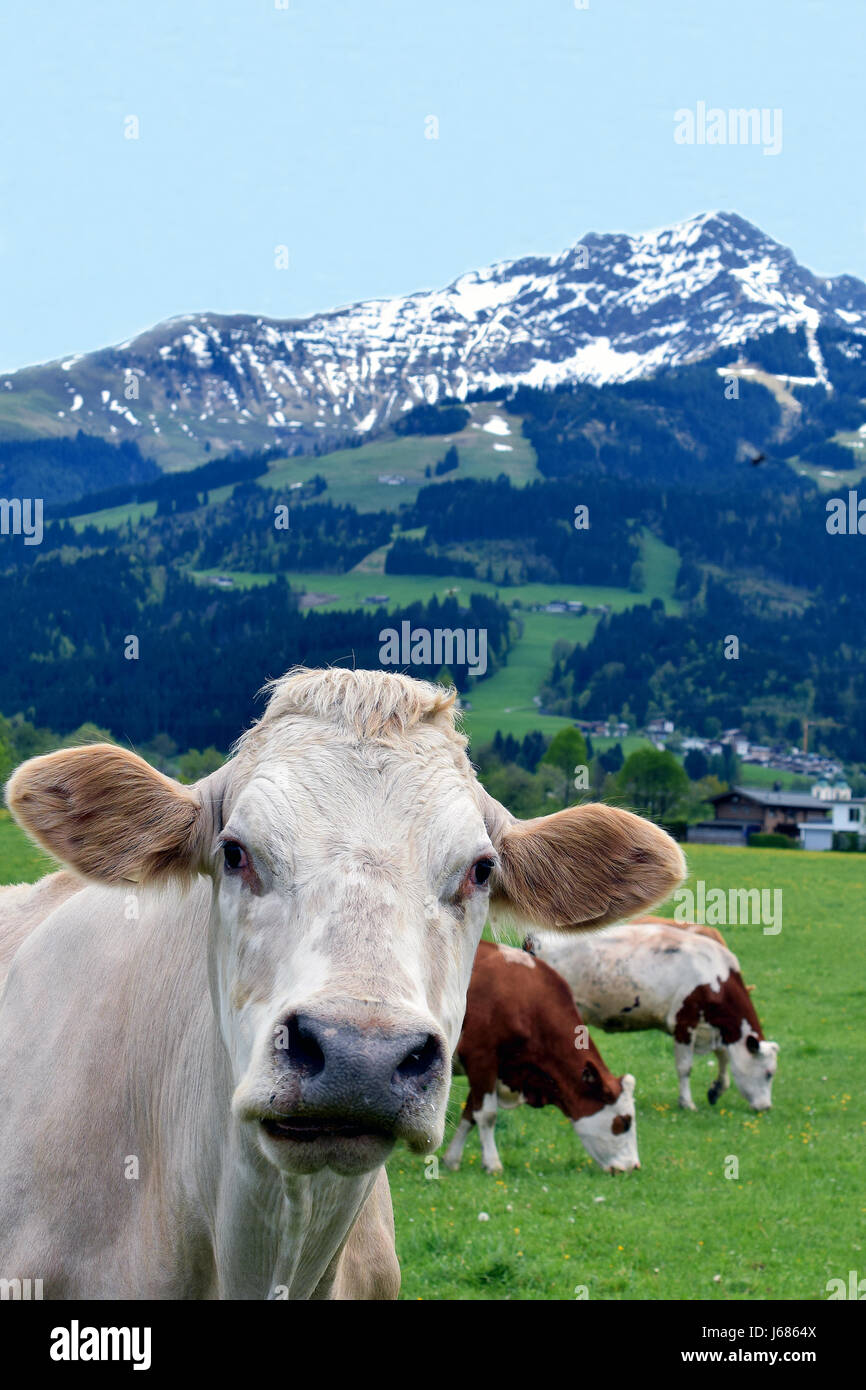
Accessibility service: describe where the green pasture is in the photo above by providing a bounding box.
[259,403,540,512]
[388,844,865,1299]
[0,810,57,884]
[738,765,809,790]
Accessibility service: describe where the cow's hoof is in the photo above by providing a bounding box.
[708,1084,721,1105]
[442,1156,461,1172]
[679,1099,697,1111]
[483,1164,504,1176]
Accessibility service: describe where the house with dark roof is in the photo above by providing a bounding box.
[688,786,832,845]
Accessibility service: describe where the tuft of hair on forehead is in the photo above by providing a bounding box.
[239,666,467,751]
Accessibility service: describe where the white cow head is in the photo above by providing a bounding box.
[7,668,684,1178]
[728,1026,780,1111]
[573,1070,640,1173]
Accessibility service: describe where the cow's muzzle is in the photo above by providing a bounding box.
[254,1012,448,1173]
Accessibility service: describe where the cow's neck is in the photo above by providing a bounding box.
[213,1132,378,1299]
[701,968,764,1044]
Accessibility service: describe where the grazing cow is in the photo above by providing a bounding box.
[0,668,684,1299]
[526,918,778,1112]
[443,941,639,1174]
[638,914,727,947]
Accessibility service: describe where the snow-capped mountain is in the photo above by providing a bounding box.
[3,211,864,465]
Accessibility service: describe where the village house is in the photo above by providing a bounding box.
[647,718,675,736]
[688,786,834,845]
[799,796,866,851]
[721,729,751,757]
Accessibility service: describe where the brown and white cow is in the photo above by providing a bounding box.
[0,668,684,1299]
[527,918,778,1112]
[443,940,639,1175]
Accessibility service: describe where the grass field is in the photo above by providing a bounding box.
[388,845,866,1300]
[0,811,57,883]
[70,499,158,532]
[738,765,809,790]
[64,403,541,531]
[259,403,540,513]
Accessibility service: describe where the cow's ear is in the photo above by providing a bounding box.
[580,1061,602,1090]
[486,799,685,932]
[6,744,212,885]
[580,1061,618,1104]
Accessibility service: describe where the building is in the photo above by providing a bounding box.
[801,799,865,850]
[720,729,750,757]
[688,786,833,845]
[647,718,675,736]
[689,785,866,850]
[742,745,772,765]
[811,778,852,801]
[799,820,834,851]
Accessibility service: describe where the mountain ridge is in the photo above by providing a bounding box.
[3,211,865,468]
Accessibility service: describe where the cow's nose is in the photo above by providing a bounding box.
[276,1013,445,1128]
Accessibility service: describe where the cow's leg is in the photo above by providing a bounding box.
[707,1048,730,1105]
[674,1040,697,1110]
[443,1107,474,1171]
[474,1090,503,1174]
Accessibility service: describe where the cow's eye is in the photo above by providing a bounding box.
[223,842,248,873]
[470,857,495,887]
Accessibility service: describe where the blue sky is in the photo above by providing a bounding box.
[1,0,862,369]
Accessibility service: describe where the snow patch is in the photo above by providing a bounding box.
[482,415,511,436]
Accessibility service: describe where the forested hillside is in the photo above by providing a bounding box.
[1,323,864,768]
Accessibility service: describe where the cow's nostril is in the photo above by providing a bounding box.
[282,1014,326,1079]
[394,1033,440,1082]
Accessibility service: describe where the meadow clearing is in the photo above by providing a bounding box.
[1,819,862,1302]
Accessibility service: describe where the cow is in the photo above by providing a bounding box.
[638,914,727,947]
[0,667,684,1299]
[0,869,83,978]
[443,940,639,1175]
[526,918,778,1112]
